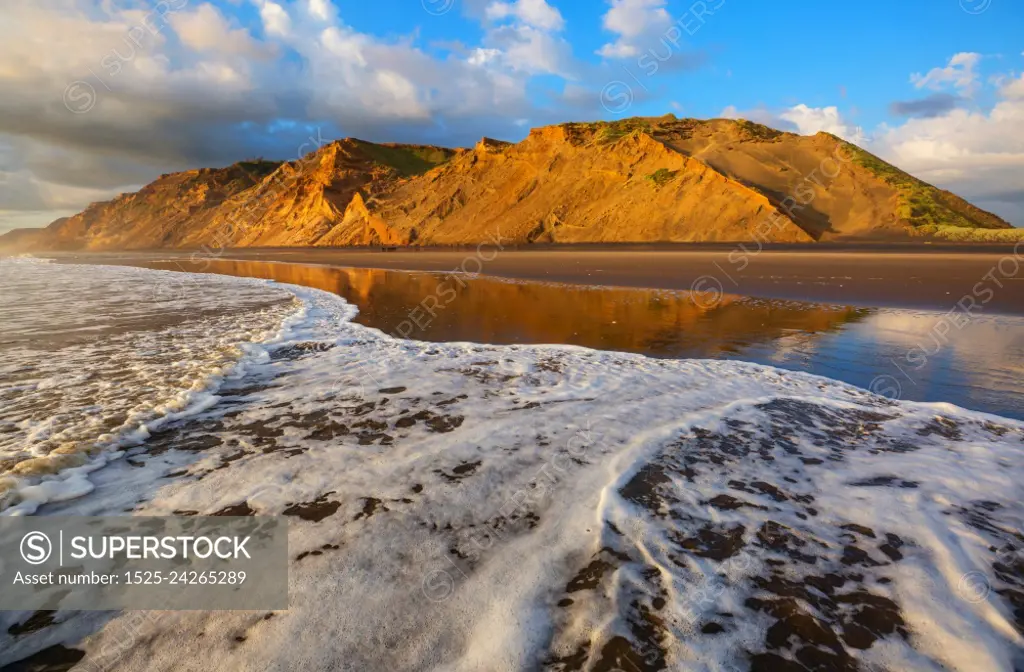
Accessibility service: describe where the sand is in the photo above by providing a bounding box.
[56,245,1024,315]
[6,270,1023,671]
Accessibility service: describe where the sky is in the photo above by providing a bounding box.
[1,0,1023,233]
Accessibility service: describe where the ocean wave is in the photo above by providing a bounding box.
[0,260,302,514]
[2,266,1023,670]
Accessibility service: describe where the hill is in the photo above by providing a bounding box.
[3,116,1018,252]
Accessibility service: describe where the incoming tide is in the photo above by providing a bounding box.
[1,257,1023,672]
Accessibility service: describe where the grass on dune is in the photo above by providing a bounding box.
[912,225,1024,242]
[646,168,679,187]
[734,119,784,141]
[837,140,1012,233]
[355,141,454,177]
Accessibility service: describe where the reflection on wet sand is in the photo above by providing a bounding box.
[115,258,1024,418]
[140,259,869,359]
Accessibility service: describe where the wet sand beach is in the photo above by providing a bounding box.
[2,259,1024,671]
[55,255,1024,419]
[55,245,1024,315]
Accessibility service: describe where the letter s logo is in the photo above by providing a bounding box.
[21,532,52,565]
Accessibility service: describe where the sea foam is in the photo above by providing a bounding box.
[2,262,1022,671]
[0,258,301,514]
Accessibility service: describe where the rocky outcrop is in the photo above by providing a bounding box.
[179,140,452,248]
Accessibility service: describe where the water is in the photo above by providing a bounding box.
[0,258,299,506]
[127,258,1024,419]
[2,257,1023,671]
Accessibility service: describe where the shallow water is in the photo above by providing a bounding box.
[0,258,298,500]
[2,260,1024,672]
[128,258,1024,420]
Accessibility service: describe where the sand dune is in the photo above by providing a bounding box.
[3,117,1019,254]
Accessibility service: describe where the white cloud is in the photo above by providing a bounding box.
[719,103,866,145]
[0,1,170,80]
[911,52,981,96]
[999,72,1024,100]
[306,0,335,22]
[0,0,582,225]
[255,0,291,37]
[468,48,502,67]
[779,105,866,145]
[485,0,564,31]
[719,53,1024,227]
[320,26,369,67]
[475,0,573,77]
[485,24,574,76]
[868,54,1024,224]
[596,0,670,59]
[596,42,638,59]
[170,4,268,58]
[871,101,1024,209]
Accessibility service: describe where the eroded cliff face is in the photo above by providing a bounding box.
[362,123,811,244]
[36,162,282,251]
[180,140,456,249]
[9,116,1013,252]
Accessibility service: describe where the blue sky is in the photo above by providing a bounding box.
[1,0,1022,230]
[195,0,1023,132]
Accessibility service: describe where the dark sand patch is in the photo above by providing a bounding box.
[283,494,341,522]
[0,644,85,672]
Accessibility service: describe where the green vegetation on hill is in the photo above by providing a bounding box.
[559,115,791,147]
[595,118,654,144]
[236,159,281,176]
[646,168,678,186]
[355,141,453,177]
[838,140,1009,233]
[165,160,280,198]
[27,116,1019,250]
[565,115,791,146]
[226,160,280,191]
[734,119,783,141]
[912,225,1024,242]
[554,118,653,145]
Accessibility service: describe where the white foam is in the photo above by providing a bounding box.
[0,260,303,514]
[2,267,1022,671]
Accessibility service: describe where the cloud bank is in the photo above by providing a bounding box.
[0,4,1020,231]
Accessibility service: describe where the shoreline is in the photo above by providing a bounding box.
[26,240,1024,254]
[50,246,1024,315]
[7,261,1023,671]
